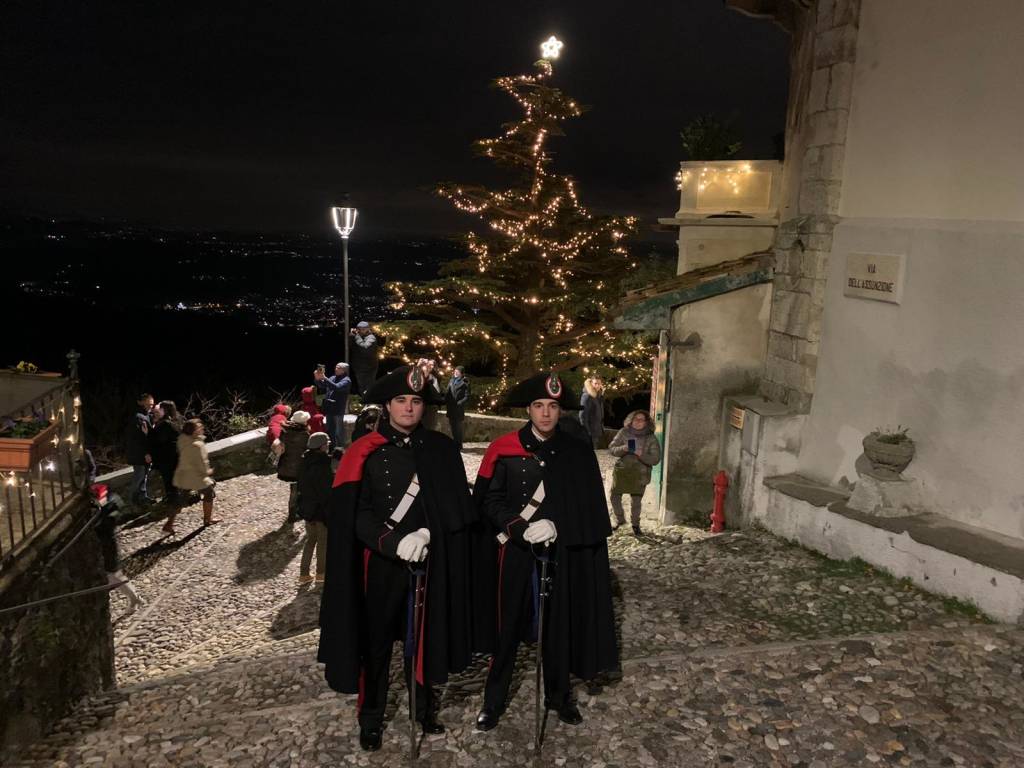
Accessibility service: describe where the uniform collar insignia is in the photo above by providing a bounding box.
[381,421,415,446]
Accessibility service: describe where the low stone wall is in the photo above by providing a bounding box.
[97,415,614,497]
[760,478,1024,623]
[435,411,616,446]
[96,428,279,496]
[0,499,115,755]
[433,411,520,443]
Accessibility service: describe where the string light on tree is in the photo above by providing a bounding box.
[383,37,656,399]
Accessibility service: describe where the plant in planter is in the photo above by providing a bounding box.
[1,413,51,439]
[7,360,61,377]
[0,411,60,470]
[862,425,916,475]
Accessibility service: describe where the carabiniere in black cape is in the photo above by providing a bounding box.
[472,422,620,710]
[317,424,479,695]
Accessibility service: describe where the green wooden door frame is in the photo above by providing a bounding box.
[649,330,670,510]
[612,268,773,331]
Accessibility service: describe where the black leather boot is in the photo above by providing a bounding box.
[475,707,500,731]
[359,725,382,751]
[544,698,583,725]
[419,713,445,735]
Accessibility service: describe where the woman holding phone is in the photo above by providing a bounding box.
[607,410,661,535]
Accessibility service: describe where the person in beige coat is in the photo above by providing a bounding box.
[607,410,661,535]
[172,419,220,527]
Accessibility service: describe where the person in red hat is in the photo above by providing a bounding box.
[300,386,327,435]
[318,363,480,752]
[472,372,619,732]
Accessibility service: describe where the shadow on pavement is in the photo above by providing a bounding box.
[269,587,323,639]
[122,527,205,578]
[233,523,304,584]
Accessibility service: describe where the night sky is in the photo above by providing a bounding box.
[1,1,789,238]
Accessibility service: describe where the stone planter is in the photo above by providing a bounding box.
[0,422,60,471]
[862,433,915,475]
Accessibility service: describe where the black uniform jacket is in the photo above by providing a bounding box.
[472,423,619,679]
[318,422,478,693]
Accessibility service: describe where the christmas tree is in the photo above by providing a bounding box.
[383,41,654,404]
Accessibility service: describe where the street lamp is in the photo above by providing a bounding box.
[331,205,358,362]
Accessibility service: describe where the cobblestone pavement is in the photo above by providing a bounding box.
[9,444,1024,767]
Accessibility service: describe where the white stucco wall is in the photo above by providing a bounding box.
[677,225,776,274]
[798,219,1024,540]
[840,0,1024,221]
[793,0,1024,542]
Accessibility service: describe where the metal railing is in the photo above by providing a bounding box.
[0,375,86,569]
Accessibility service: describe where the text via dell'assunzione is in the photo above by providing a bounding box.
[845,253,904,304]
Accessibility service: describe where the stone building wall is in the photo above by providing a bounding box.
[663,284,774,523]
[759,0,862,413]
[0,499,115,755]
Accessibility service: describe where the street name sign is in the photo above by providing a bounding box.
[844,252,905,304]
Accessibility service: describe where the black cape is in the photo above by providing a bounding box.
[317,427,480,693]
[472,424,619,680]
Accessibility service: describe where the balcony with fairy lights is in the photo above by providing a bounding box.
[0,367,85,570]
[663,159,782,228]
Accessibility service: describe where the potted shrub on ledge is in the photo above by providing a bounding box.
[0,414,60,471]
[862,425,915,476]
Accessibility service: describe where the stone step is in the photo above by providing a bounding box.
[10,638,505,767]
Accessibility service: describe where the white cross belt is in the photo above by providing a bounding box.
[384,473,420,530]
[497,480,546,544]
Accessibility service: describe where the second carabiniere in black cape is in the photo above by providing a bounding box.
[473,420,620,710]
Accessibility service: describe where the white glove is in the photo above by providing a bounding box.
[396,528,431,562]
[523,519,557,544]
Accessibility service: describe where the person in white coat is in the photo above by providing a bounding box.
[172,419,220,527]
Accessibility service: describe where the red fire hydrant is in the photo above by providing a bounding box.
[710,470,728,533]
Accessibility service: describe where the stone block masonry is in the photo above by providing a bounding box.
[0,498,115,756]
[761,0,862,413]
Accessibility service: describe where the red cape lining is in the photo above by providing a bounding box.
[333,431,388,487]
[477,430,532,480]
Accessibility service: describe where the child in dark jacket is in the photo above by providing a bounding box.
[274,410,310,525]
[296,431,332,584]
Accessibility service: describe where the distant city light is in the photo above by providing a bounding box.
[540,36,563,60]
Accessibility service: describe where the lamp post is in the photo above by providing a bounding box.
[331,205,358,363]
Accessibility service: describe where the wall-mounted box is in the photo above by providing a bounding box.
[674,159,782,219]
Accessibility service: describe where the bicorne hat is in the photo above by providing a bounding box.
[363,365,445,406]
[502,372,580,410]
